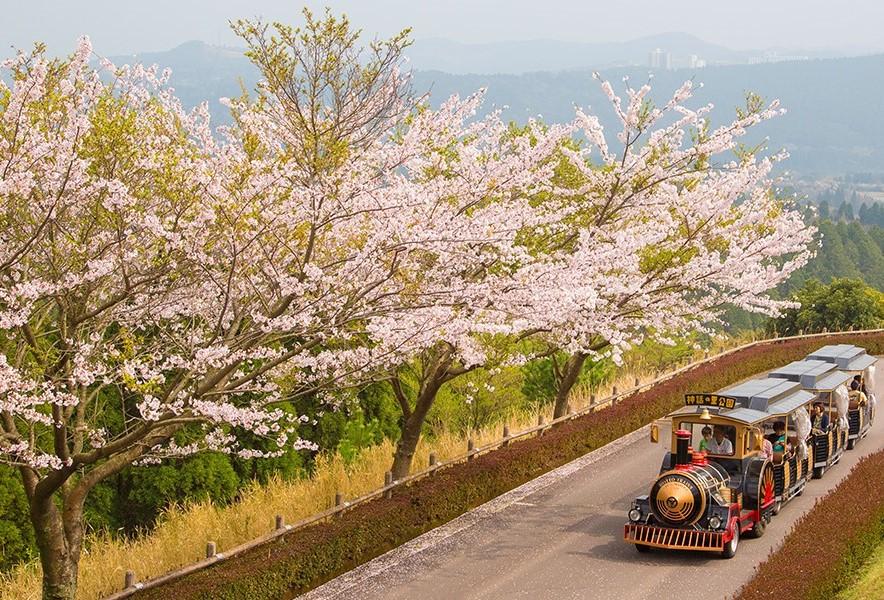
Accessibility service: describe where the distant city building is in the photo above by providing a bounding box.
[689,54,707,69]
[748,51,810,64]
[648,48,673,70]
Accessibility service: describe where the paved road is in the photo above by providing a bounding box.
[301,397,883,600]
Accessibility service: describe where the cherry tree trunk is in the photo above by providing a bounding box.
[31,494,83,600]
[391,379,444,480]
[552,352,588,419]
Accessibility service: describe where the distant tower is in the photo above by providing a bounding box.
[663,51,672,70]
[649,48,664,69]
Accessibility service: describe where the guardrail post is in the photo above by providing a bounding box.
[502,425,510,446]
[206,541,216,559]
[384,471,393,499]
[704,349,709,359]
[538,415,546,436]
[125,570,136,589]
[634,377,640,388]
[566,403,573,416]
[611,386,618,404]
[467,438,475,460]
[275,514,284,530]
[589,394,596,412]
[429,452,437,467]
[335,492,343,507]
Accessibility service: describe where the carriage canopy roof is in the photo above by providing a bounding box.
[806,344,877,372]
[769,359,853,391]
[673,377,814,425]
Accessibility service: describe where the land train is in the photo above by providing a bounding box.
[624,344,878,558]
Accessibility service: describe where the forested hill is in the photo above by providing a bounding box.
[411,54,884,175]
[788,220,884,291]
[112,42,884,176]
[725,218,884,331]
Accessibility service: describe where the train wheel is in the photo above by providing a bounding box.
[772,501,782,516]
[847,438,856,450]
[721,525,739,559]
[749,518,766,539]
[635,544,651,554]
[813,465,826,479]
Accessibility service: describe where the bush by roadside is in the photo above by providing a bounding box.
[736,448,884,600]
[133,333,884,600]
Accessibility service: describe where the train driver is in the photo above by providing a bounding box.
[707,424,734,455]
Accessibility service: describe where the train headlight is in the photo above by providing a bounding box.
[708,515,722,530]
[628,508,642,522]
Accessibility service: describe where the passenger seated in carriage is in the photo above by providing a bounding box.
[771,421,790,453]
[849,378,868,409]
[811,402,830,434]
[699,426,713,452]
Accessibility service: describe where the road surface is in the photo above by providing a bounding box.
[300,397,883,600]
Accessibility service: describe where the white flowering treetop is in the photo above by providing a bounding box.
[513,75,815,416]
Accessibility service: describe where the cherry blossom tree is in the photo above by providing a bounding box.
[514,77,816,418]
[0,11,562,596]
[230,12,575,480]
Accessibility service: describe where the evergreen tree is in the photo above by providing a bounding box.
[768,278,884,336]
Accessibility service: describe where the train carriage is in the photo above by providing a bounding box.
[769,358,853,477]
[806,345,877,450]
[624,377,813,558]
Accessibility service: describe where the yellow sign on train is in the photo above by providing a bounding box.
[683,393,737,409]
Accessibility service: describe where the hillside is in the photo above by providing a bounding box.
[411,54,884,175]
[112,42,884,175]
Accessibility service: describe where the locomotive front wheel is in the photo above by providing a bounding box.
[721,525,739,559]
[749,518,766,538]
[813,466,826,479]
[772,501,782,516]
[635,544,651,554]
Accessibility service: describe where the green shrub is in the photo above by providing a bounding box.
[0,466,35,572]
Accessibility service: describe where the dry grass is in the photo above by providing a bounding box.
[0,333,758,600]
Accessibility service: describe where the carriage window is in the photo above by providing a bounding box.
[746,429,759,453]
[678,422,736,456]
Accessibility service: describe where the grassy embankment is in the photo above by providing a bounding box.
[838,542,884,600]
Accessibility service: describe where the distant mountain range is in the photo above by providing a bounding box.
[110,40,884,176]
[405,33,851,74]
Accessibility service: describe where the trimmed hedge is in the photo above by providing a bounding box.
[135,333,884,600]
[736,449,884,600]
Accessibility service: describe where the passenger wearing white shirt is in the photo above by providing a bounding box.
[706,425,734,455]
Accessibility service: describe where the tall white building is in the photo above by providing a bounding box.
[649,48,672,70]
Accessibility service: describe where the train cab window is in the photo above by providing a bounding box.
[745,428,761,454]
[679,422,736,456]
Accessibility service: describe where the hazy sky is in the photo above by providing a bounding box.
[4,1,884,56]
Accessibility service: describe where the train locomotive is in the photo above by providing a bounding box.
[625,379,811,557]
[624,343,878,559]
